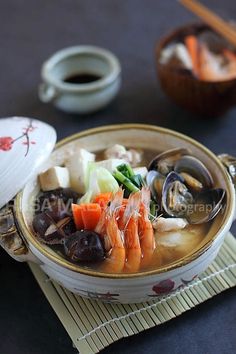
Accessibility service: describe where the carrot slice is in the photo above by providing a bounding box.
[81,204,102,230]
[93,192,112,208]
[71,203,84,230]
[72,203,102,230]
[185,35,201,79]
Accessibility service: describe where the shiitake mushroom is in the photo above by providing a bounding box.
[64,230,105,263]
[33,188,79,244]
[35,188,79,215]
[33,211,76,245]
[33,188,105,263]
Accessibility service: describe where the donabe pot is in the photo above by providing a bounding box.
[1,124,235,303]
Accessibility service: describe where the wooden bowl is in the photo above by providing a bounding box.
[155,23,236,117]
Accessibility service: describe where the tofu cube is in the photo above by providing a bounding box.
[66,158,88,194]
[39,166,70,191]
[65,149,95,194]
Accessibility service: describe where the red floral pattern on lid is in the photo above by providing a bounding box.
[0,119,37,156]
[0,137,13,151]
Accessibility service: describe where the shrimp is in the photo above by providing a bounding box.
[100,189,126,273]
[119,190,141,230]
[123,192,142,273]
[95,188,123,251]
[101,215,126,273]
[139,187,156,269]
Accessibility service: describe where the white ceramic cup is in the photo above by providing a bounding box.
[39,46,121,114]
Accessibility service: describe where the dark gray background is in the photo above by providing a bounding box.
[0,1,236,353]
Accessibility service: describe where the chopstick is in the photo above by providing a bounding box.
[179,0,236,47]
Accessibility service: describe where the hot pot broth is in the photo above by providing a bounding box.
[33,145,224,274]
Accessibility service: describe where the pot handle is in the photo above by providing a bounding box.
[0,204,39,263]
[218,154,236,220]
[218,154,236,185]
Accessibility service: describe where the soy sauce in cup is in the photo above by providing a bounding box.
[63,73,102,84]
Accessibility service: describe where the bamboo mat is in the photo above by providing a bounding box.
[29,233,236,354]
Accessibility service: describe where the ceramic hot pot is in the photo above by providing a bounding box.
[0,117,235,303]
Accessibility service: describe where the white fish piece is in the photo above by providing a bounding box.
[94,158,126,173]
[175,44,193,69]
[39,166,70,191]
[199,44,236,81]
[153,217,188,232]
[104,144,142,167]
[104,144,127,160]
[160,43,193,70]
[126,149,142,167]
[159,44,176,64]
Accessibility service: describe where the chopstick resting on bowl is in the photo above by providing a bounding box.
[179,0,236,47]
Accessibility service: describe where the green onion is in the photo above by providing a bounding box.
[113,170,139,193]
[130,174,146,189]
[117,164,135,178]
[149,200,158,221]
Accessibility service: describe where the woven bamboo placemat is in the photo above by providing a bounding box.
[29,233,236,354]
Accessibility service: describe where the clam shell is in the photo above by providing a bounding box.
[186,188,225,224]
[148,148,190,174]
[146,170,165,201]
[162,171,193,217]
[174,155,213,189]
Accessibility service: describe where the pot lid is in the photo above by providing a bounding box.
[0,117,56,209]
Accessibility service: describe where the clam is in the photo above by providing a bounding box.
[146,170,165,202]
[161,171,225,224]
[179,172,204,193]
[162,172,193,217]
[174,155,213,190]
[148,148,190,175]
[186,188,225,224]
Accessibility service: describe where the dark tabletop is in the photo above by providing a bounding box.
[0,1,236,353]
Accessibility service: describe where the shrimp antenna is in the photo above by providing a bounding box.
[122,191,141,229]
[109,187,124,216]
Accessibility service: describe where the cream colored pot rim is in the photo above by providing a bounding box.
[15,124,235,279]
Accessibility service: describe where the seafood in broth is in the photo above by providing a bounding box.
[32,145,226,274]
